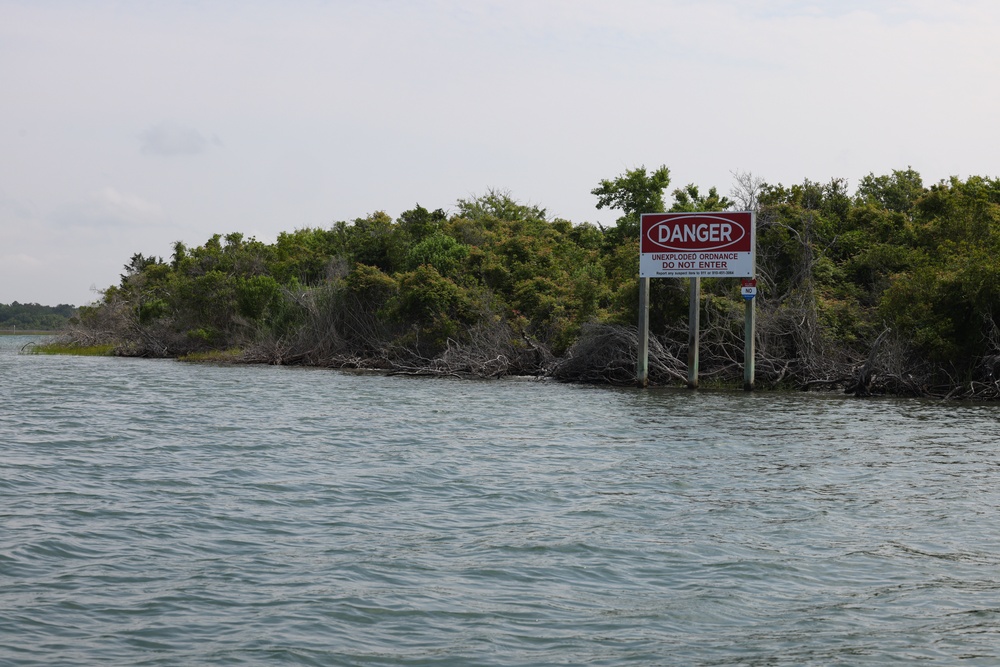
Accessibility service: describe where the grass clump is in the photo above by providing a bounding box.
[31,342,115,356]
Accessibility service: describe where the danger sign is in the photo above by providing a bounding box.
[640,212,755,278]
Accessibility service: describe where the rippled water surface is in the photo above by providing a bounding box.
[4,335,1000,665]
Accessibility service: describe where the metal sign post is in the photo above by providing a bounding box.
[637,277,650,388]
[741,278,757,391]
[687,277,700,389]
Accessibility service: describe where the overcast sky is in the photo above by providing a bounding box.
[2,0,998,306]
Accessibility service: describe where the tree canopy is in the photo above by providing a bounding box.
[1,302,77,330]
[57,166,1000,397]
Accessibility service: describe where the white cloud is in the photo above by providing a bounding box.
[93,186,164,223]
[53,187,166,230]
[140,121,218,156]
[0,253,43,268]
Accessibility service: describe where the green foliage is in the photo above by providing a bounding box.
[856,167,924,214]
[236,275,282,321]
[405,233,470,276]
[456,189,547,223]
[0,302,78,330]
[388,265,480,356]
[120,252,163,285]
[271,228,342,283]
[397,205,447,241]
[591,165,671,244]
[592,165,671,219]
[669,184,733,212]
[71,167,1000,388]
[344,264,398,303]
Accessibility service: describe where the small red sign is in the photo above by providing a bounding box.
[741,278,757,288]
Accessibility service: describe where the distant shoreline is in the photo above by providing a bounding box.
[0,330,60,336]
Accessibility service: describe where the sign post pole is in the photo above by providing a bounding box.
[744,296,755,391]
[687,277,700,389]
[637,277,650,387]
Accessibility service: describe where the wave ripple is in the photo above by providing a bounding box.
[4,336,1000,665]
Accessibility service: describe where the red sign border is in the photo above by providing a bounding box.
[640,212,753,254]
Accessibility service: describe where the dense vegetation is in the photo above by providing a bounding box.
[60,166,1000,397]
[1,302,77,331]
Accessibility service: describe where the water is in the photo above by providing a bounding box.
[3,334,1000,665]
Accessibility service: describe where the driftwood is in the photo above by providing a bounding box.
[847,327,891,396]
[552,323,686,385]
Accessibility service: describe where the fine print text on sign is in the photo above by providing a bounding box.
[639,212,755,278]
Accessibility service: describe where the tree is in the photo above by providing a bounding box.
[669,184,733,212]
[455,189,546,223]
[0,302,78,330]
[120,252,162,285]
[591,165,671,244]
[856,167,925,214]
[397,204,447,242]
[729,170,766,212]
